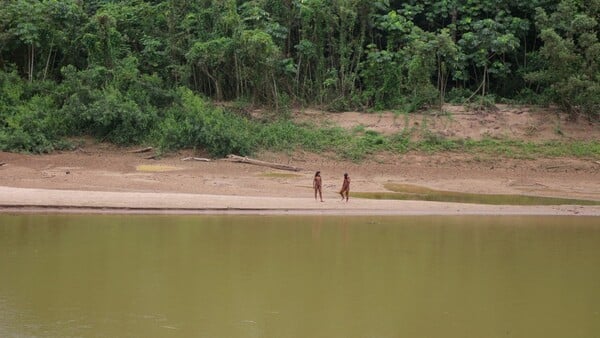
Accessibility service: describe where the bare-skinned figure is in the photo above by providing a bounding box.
[313,171,324,202]
[339,173,350,202]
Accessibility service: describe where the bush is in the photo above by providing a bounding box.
[446,87,474,104]
[256,119,303,151]
[514,88,549,105]
[0,71,69,153]
[418,132,459,152]
[58,61,163,145]
[200,106,255,156]
[153,88,256,157]
[87,87,156,144]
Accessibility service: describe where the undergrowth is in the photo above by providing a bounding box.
[2,81,598,160]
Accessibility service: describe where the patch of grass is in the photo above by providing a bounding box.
[254,119,600,161]
[417,132,460,153]
[259,172,302,178]
[136,165,180,172]
[352,124,366,134]
[462,138,600,159]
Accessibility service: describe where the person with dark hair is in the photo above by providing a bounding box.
[339,173,350,202]
[313,171,324,202]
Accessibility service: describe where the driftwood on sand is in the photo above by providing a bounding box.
[128,146,153,153]
[74,147,91,155]
[181,157,211,162]
[224,154,301,172]
[0,162,6,167]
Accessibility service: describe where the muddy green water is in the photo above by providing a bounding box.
[354,183,600,205]
[1,215,599,338]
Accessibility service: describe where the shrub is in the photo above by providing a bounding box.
[153,88,256,157]
[446,87,473,104]
[0,71,69,153]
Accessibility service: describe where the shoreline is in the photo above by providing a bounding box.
[1,134,598,218]
[1,186,599,216]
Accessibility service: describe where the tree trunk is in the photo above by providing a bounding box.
[451,8,458,42]
[482,64,487,98]
[28,44,35,82]
[203,67,222,101]
[234,53,240,98]
[43,45,52,81]
[272,73,279,112]
[224,155,302,172]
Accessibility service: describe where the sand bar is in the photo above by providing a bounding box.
[1,186,599,216]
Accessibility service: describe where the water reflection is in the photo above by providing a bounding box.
[0,215,599,338]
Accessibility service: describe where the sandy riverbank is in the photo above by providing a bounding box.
[1,107,599,216]
[1,186,599,216]
[1,145,599,216]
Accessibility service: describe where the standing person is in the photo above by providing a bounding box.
[313,171,324,202]
[339,173,350,202]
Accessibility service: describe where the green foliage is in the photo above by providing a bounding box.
[59,58,160,145]
[153,88,255,157]
[0,0,87,81]
[0,0,596,113]
[0,0,598,155]
[418,132,460,152]
[341,130,388,161]
[359,46,404,109]
[446,87,474,104]
[526,1,600,120]
[0,71,68,152]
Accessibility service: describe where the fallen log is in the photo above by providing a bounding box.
[74,147,91,155]
[181,157,211,162]
[128,146,153,153]
[0,162,6,167]
[224,154,302,172]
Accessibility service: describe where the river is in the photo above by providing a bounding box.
[1,215,599,337]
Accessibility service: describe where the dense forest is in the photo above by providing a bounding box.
[1,0,599,156]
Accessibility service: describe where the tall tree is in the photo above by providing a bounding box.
[0,0,85,82]
[526,0,600,119]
